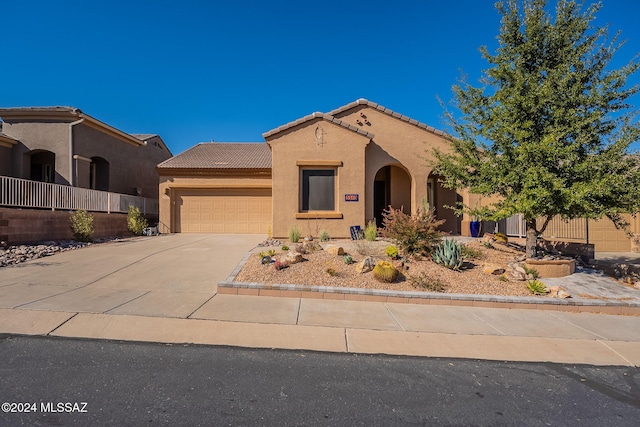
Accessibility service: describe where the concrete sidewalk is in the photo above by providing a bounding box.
[1,234,640,367]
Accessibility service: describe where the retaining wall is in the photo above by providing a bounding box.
[0,208,135,244]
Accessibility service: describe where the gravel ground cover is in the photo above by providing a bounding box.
[234,238,533,297]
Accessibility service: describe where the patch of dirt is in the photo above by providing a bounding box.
[234,239,533,296]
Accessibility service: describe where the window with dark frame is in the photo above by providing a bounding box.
[301,169,335,211]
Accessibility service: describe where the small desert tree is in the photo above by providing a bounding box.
[433,0,640,258]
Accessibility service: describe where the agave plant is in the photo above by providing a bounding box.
[432,238,464,270]
[527,279,548,295]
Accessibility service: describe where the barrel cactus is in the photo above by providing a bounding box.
[373,261,399,283]
[432,238,464,270]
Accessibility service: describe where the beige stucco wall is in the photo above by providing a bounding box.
[74,125,170,197]
[266,105,460,239]
[335,105,459,234]
[2,121,71,184]
[1,119,171,200]
[268,118,369,239]
[158,173,272,234]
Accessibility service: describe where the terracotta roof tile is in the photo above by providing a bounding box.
[262,112,375,140]
[157,142,271,169]
[327,98,449,137]
[262,98,448,140]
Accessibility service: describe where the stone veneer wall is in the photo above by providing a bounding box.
[0,208,133,244]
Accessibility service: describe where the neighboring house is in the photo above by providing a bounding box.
[0,107,172,198]
[158,98,461,239]
[0,107,173,244]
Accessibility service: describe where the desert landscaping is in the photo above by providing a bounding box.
[234,235,563,298]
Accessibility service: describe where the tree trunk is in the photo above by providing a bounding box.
[525,220,538,259]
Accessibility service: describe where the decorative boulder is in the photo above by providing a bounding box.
[355,256,376,274]
[285,251,303,264]
[326,245,344,256]
[507,262,527,281]
[548,286,571,298]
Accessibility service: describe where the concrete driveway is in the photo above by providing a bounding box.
[0,234,263,318]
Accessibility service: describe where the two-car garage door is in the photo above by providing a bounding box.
[176,188,271,233]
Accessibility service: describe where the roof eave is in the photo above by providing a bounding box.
[327,98,449,137]
[263,112,375,141]
[157,166,272,176]
[0,107,145,147]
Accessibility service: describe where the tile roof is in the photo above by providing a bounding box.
[262,112,375,140]
[327,98,448,136]
[131,133,158,141]
[0,106,144,146]
[157,142,271,169]
[262,98,448,140]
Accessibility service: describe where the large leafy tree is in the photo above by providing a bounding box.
[433,0,640,258]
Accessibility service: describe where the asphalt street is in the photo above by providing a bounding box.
[1,335,639,426]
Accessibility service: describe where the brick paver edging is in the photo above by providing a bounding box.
[218,252,640,316]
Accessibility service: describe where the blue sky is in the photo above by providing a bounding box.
[3,0,640,155]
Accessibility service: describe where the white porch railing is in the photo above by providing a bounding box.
[0,175,158,215]
[504,213,526,238]
[500,213,588,242]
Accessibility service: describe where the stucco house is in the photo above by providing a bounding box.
[158,98,460,238]
[0,107,172,198]
[158,98,640,254]
[0,106,172,243]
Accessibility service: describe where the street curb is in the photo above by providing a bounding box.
[219,252,640,316]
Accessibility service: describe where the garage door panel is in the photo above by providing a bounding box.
[177,189,271,234]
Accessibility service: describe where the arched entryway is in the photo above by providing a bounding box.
[29,150,55,183]
[373,164,412,226]
[90,157,110,191]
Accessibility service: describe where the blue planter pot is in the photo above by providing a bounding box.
[470,221,482,238]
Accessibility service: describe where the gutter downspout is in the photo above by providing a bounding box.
[68,117,85,186]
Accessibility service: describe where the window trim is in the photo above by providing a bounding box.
[298,165,340,215]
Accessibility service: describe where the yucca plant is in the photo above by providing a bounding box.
[432,238,464,270]
[527,279,548,295]
[373,261,399,283]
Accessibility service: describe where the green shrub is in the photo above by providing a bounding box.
[380,207,444,256]
[127,205,148,236]
[523,265,539,279]
[407,273,447,292]
[483,241,494,249]
[385,245,399,259]
[460,244,483,260]
[494,232,509,243]
[289,226,301,243]
[373,261,399,283]
[364,220,378,241]
[343,254,353,264]
[319,229,330,242]
[432,238,464,270]
[70,210,94,242]
[281,245,289,251]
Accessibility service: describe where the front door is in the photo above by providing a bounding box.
[373,180,387,227]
